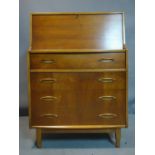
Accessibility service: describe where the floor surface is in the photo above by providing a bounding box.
[19,115,135,155]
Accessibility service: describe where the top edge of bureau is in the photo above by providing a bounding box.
[28,49,127,53]
[31,12,124,15]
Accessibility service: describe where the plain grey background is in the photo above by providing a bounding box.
[19,0,135,115]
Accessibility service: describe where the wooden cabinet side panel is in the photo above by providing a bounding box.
[27,52,32,127]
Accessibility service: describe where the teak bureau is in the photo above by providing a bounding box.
[27,12,128,148]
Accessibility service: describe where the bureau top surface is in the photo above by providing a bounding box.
[30,12,125,52]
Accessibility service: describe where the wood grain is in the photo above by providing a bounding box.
[31,13,124,50]
[30,72,126,126]
[30,72,126,91]
[30,53,125,69]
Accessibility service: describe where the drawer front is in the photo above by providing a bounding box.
[30,72,126,91]
[30,53,125,69]
[31,88,126,126]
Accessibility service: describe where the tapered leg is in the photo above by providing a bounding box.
[36,128,42,148]
[115,128,121,148]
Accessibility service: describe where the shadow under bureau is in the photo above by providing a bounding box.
[27,12,128,148]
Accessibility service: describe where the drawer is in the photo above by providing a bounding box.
[30,53,125,69]
[31,90,126,126]
[30,72,126,91]
[32,111,126,126]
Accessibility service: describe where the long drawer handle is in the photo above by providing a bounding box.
[98,96,116,101]
[40,96,57,101]
[98,58,114,63]
[98,113,117,119]
[40,113,58,118]
[98,78,115,83]
[40,60,55,64]
[40,78,56,83]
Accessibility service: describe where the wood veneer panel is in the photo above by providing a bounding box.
[30,53,125,69]
[30,72,126,91]
[31,13,124,50]
[31,89,126,126]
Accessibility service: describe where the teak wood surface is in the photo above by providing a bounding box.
[30,53,126,69]
[27,12,128,148]
[30,12,125,51]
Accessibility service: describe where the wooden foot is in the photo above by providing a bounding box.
[36,128,42,148]
[115,128,121,148]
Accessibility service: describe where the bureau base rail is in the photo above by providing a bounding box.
[35,128,121,148]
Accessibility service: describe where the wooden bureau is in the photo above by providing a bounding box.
[27,12,128,148]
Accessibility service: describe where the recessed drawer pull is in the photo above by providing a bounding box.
[98,113,117,119]
[40,96,57,101]
[40,60,55,64]
[98,96,116,101]
[98,78,115,83]
[40,78,56,83]
[98,58,114,63]
[40,113,58,118]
